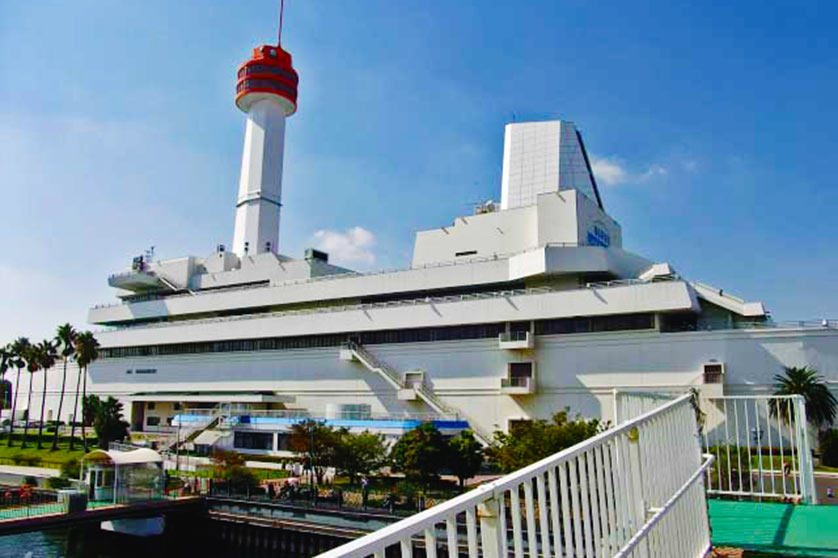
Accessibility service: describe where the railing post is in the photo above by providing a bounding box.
[612,388,620,425]
[627,426,650,558]
[478,496,502,558]
[795,396,818,505]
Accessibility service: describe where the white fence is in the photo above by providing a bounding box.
[317,394,713,558]
[701,395,816,504]
[612,390,679,425]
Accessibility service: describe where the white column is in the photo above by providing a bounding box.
[232,97,287,256]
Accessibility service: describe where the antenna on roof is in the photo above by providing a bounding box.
[278,0,285,45]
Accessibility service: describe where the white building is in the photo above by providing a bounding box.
[11,38,838,456]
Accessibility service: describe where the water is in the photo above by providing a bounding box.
[0,522,245,558]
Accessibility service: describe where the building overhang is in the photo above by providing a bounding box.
[126,391,295,404]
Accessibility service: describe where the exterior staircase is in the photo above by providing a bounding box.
[340,341,493,444]
[161,403,226,453]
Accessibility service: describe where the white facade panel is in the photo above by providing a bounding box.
[13,328,838,434]
[93,281,698,348]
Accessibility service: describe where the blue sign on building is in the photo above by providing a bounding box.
[587,224,611,248]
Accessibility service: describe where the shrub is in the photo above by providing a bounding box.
[395,480,422,501]
[819,429,838,467]
[11,454,42,467]
[60,458,81,480]
[22,475,38,487]
[47,477,72,490]
[226,466,259,489]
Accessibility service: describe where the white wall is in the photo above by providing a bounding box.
[14,327,838,434]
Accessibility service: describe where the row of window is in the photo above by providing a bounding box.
[238,64,298,83]
[535,313,654,335]
[236,78,297,98]
[234,431,273,450]
[100,313,656,360]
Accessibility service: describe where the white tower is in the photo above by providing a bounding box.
[500,120,603,210]
[231,43,299,257]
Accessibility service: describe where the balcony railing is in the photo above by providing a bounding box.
[498,331,530,343]
[500,376,532,388]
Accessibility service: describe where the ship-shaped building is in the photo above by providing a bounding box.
[26,30,837,455]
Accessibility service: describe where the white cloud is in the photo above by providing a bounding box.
[590,156,629,186]
[312,227,377,266]
[591,155,668,186]
[639,164,668,181]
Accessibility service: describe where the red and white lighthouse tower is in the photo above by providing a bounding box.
[232,5,299,257]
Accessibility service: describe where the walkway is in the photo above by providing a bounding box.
[709,499,838,557]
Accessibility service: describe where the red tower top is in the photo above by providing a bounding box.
[235,44,299,115]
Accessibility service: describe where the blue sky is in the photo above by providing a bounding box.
[1,0,837,342]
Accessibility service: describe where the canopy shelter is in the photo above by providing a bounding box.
[81,448,165,505]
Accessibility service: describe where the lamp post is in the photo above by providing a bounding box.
[309,422,315,502]
[175,418,181,472]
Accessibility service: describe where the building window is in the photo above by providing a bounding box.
[339,404,372,420]
[146,416,160,427]
[703,363,724,384]
[234,431,273,450]
[147,402,156,410]
[174,403,182,411]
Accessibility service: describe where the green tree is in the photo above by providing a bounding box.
[211,450,258,489]
[390,422,447,485]
[772,366,837,429]
[448,430,484,489]
[819,429,838,468]
[21,343,40,449]
[289,419,339,484]
[73,332,100,451]
[333,429,388,484]
[92,396,129,449]
[6,338,30,447]
[52,324,78,451]
[34,340,58,449]
[0,347,12,410]
[82,394,102,426]
[486,409,602,473]
[0,347,10,420]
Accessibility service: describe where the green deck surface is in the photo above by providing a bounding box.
[710,499,838,556]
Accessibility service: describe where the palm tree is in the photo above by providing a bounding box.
[35,340,58,449]
[0,347,9,410]
[52,324,78,451]
[74,332,100,452]
[0,347,9,437]
[772,366,838,429]
[6,338,30,447]
[21,343,39,449]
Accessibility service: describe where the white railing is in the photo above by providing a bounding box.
[612,390,679,425]
[345,342,493,444]
[701,395,816,504]
[317,393,713,558]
